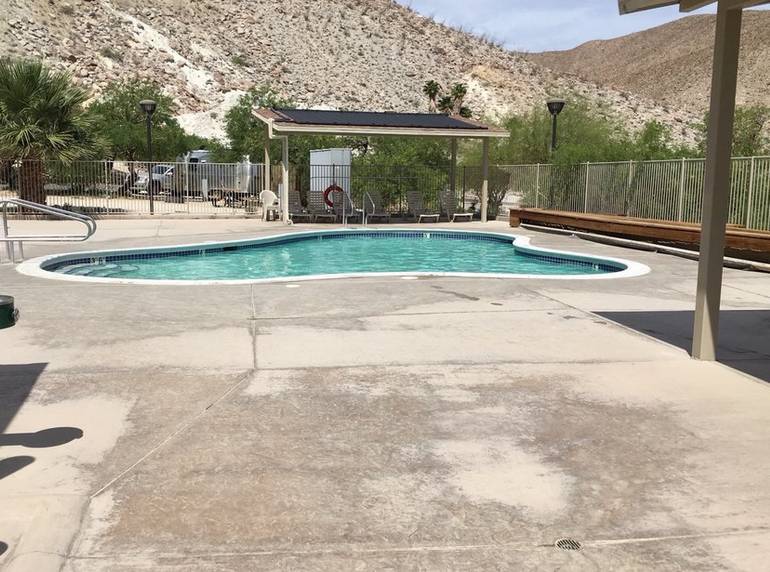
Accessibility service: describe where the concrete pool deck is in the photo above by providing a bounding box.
[1,219,769,571]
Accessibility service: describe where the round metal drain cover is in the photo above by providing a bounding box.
[555,538,582,551]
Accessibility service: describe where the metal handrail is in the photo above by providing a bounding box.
[338,191,359,227]
[1,198,97,263]
[363,192,376,227]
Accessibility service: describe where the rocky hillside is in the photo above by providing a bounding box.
[528,11,770,112]
[2,0,698,141]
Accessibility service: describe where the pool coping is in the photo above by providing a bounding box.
[16,228,651,285]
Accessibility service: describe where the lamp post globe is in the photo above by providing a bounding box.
[138,99,157,116]
[138,99,158,214]
[546,98,566,117]
[546,98,566,153]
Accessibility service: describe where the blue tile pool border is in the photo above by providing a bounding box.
[19,228,651,285]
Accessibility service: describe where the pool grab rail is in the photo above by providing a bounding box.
[339,192,377,227]
[339,191,364,227]
[1,198,97,263]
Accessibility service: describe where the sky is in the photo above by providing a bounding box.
[395,1,760,52]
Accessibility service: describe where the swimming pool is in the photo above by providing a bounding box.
[19,229,649,284]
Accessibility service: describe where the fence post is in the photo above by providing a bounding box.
[534,163,540,208]
[185,161,190,214]
[745,156,756,228]
[677,157,686,221]
[584,162,590,213]
[624,160,634,216]
[104,161,110,214]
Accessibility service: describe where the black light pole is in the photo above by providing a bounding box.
[546,98,566,153]
[546,99,566,209]
[138,99,157,215]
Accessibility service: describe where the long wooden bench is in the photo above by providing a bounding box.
[509,208,770,257]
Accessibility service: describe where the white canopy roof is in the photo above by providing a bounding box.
[619,0,768,14]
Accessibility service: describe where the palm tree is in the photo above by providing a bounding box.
[0,59,99,203]
[450,83,468,115]
[437,95,454,115]
[422,80,441,113]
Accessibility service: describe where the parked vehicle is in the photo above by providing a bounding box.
[132,156,259,206]
[134,164,175,196]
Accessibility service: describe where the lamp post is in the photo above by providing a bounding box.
[138,99,157,215]
[546,98,566,153]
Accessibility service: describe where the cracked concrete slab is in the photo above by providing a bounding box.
[0,220,768,571]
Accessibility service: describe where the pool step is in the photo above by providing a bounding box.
[62,263,137,278]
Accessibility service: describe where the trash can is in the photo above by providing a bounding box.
[245,197,260,214]
[0,295,18,329]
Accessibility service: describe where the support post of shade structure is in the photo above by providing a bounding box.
[263,139,271,193]
[692,3,743,360]
[281,136,290,224]
[481,138,489,223]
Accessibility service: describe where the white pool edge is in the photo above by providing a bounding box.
[16,228,651,285]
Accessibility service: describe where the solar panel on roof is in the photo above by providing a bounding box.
[272,108,485,130]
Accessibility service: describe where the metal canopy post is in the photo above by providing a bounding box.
[692,2,744,360]
[281,136,290,224]
[450,139,458,207]
[481,138,489,223]
[263,137,271,193]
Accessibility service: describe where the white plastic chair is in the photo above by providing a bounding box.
[259,190,279,221]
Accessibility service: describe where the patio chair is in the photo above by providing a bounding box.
[288,189,313,223]
[363,190,391,223]
[439,188,473,222]
[406,189,439,223]
[307,191,337,223]
[259,189,280,221]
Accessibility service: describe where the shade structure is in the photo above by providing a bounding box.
[254,108,507,224]
[254,108,508,139]
[619,0,767,13]
[619,0,769,360]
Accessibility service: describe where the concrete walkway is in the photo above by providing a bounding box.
[1,219,769,571]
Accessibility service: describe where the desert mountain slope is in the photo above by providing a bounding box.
[527,11,770,112]
[3,0,698,141]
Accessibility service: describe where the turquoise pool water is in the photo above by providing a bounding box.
[43,231,625,281]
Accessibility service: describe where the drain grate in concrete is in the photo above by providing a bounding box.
[554,538,582,551]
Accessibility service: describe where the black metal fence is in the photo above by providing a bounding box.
[0,159,513,220]
[0,160,265,216]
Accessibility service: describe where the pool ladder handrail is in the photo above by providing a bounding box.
[340,192,376,227]
[362,192,376,227]
[1,198,97,263]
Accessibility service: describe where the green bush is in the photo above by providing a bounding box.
[99,47,123,63]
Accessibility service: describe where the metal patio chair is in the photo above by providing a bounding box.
[363,190,391,223]
[406,189,439,223]
[288,189,313,223]
[439,188,473,222]
[307,191,337,223]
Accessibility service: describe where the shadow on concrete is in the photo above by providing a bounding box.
[0,364,48,483]
[597,310,770,383]
[0,456,35,479]
[0,363,47,433]
[0,540,7,556]
[0,427,83,448]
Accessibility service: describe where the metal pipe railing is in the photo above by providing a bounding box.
[1,198,97,263]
